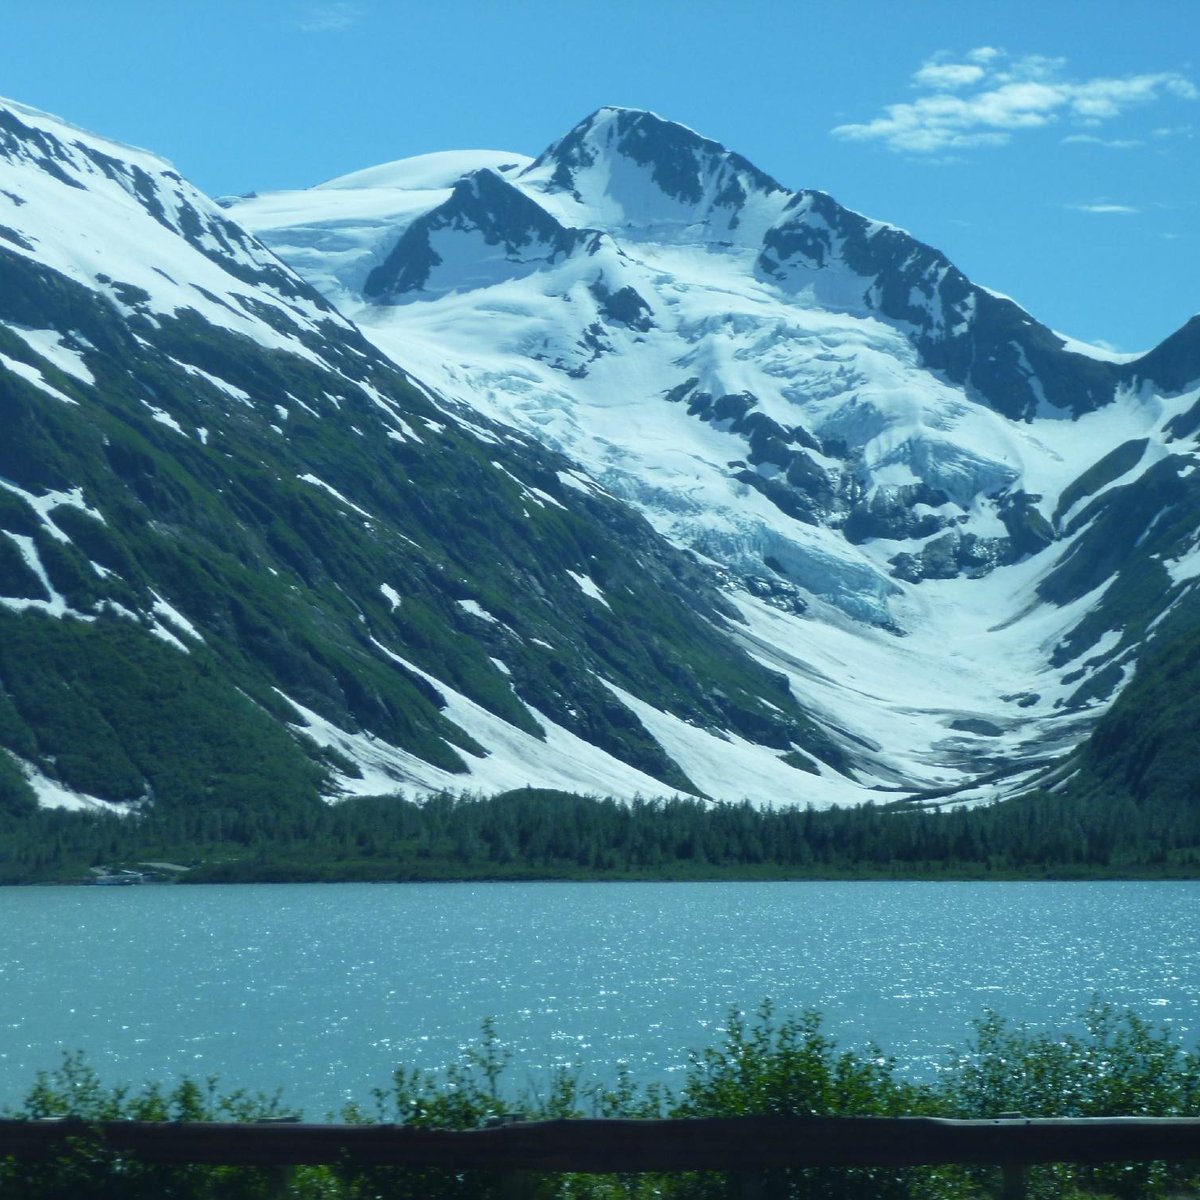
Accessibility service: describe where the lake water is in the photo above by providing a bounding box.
[1,881,1197,1117]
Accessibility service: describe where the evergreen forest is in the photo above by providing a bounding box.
[2,782,1198,885]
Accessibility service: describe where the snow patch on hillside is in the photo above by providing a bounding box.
[9,327,94,383]
[0,351,79,405]
[279,639,700,801]
[229,109,1199,804]
[601,679,855,808]
[18,756,134,813]
[0,97,353,373]
[567,571,610,607]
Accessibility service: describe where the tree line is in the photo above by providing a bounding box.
[2,780,1198,884]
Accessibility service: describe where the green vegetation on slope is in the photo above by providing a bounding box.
[0,239,839,808]
[1061,597,1200,812]
[0,610,326,809]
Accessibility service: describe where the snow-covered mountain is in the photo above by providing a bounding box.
[0,97,861,818]
[235,106,1200,807]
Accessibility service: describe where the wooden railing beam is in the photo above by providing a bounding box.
[1,1115,1197,1173]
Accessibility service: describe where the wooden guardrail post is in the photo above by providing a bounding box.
[258,1118,300,1200]
[490,1112,534,1200]
[500,1170,535,1200]
[1001,1162,1029,1200]
[732,1168,765,1199]
[997,1113,1028,1200]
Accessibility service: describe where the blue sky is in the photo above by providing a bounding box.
[7,0,1197,350]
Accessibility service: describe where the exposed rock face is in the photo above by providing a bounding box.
[177,105,1200,807]
[0,98,858,815]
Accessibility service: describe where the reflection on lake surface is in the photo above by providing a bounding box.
[0,881,1197,1116]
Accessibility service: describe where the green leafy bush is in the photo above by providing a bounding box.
[3,1003,1198,1199]
[0,1051,320,1199]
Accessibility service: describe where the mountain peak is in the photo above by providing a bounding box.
[363,166,599,300]
[0,95,341,358]
[521,107,788,244]
[1130,312,1200,396]
[0,94,166,172]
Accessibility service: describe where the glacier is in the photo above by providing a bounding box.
[234,105,1200,807]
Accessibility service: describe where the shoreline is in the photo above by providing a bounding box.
[7,864,1200,887]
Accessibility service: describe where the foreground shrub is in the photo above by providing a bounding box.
[3,1002,1198,1198]
[0,1050,329,1198]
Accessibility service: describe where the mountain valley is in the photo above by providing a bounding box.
[233,107,1200,811]
[1,97,1199,836]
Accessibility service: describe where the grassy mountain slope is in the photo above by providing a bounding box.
[0,100,843,816]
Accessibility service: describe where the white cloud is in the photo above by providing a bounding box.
[1062,133,1145,149]
[1068,73,1196,120]
[1067,202,1140,215]
[913,62,986,90]
[832,48,1197,154]
[298,3,362,32]
[1151,124,1195,139]
[995,54,1067,83]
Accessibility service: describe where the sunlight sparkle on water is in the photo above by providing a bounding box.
[0,881,1196,1116]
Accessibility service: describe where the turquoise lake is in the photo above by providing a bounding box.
[1,881,1197,1116]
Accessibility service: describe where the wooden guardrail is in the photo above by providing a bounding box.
[2,1115,1198,1196]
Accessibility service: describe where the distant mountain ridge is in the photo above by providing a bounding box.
[235,105,1200,810]
[0,96,853,819]
[0,94,1197,822]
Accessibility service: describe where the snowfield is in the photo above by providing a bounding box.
[234,106,1200,806]
[5,94,1198,810]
